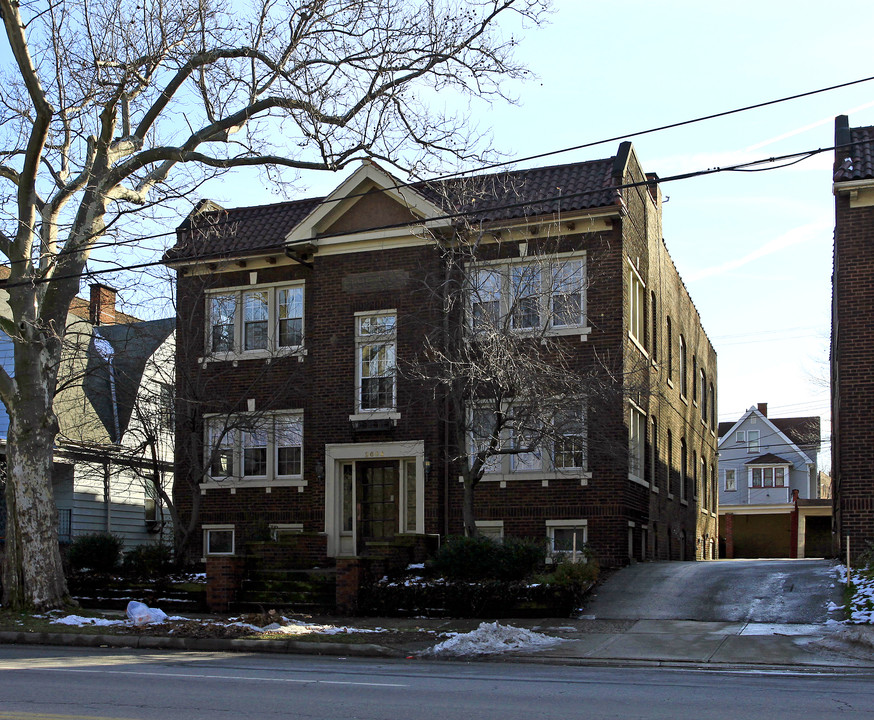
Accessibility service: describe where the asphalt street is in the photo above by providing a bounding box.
[1,645,874,720]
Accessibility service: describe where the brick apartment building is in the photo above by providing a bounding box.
[832,115,874,560]
[165,142,717,605]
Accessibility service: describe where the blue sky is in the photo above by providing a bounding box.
[193,1,874,467]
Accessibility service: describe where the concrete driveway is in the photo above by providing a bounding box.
[584,559,843,624]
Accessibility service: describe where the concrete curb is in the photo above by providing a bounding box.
[0,630,402,658]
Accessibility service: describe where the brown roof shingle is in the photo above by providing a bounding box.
[167,156,621,262]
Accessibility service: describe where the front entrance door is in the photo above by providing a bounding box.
[357,460,398,551]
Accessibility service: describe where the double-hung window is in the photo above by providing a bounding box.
[511,264,541,330]
[725,468,737,492]
[468,255,586,332]
[469,408,503,474]
[206,412,303,484]
[356,313,396,412]
[207,283,304,356]
[628,263,645,347]
[629,404,646,481]
[553,407,586,470]
[511,422,542,472]
[210,294,237,353]
[747,430,760,453]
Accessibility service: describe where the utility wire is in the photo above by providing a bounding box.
[0,139,851,290]
[13,74,874,259]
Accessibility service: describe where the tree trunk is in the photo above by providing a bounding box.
[462,476,478,537]
[2,388,69,610]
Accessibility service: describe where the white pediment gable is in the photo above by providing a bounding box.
[718,405,814,466]
[285,161,447,245]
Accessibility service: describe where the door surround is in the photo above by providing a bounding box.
[324,440,424,557]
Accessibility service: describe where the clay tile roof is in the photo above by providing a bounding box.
[834,124,874,182]
[745,452,792,465]
[166,196,323,261]
[167,156,621,261]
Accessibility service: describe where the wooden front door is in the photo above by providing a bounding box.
[357,460,398,550]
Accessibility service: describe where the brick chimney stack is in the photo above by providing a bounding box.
[757,402,768,417]
[89,283,117,326]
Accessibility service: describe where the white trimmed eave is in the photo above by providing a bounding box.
[473,206,620,244]
[834,178,874,208]
[718,503,794,516]
[285,162,446,245]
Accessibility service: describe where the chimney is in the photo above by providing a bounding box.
[89,283,117,326]
[757,402,768,417]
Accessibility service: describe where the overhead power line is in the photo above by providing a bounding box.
[21,73,874,259]
[0,139,854,290]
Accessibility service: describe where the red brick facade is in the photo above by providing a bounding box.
[832,116,874,561]
[169,145,717,601]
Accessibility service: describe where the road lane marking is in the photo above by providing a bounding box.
[0,714,132,720]
[0,666,407,688]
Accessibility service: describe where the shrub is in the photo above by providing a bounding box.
[67,532,123,574]
[538,551,600,606]
[428,535,548,582]
[123,542,174,578]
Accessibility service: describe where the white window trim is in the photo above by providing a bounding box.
[203,281,306,362]
[628,401,647,487]
[627,260,647,354]
[546,518,588,556]
[203,524,235,558]
[724,468,737,492]
[476,520,505,540]
[748,464,790,489]
[467,252,591,338]
[203,410,306,489]
[747,429,760,453]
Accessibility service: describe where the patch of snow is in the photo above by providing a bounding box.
[406,563,425,570]
[425,621,564,656]
[51,615,125,627]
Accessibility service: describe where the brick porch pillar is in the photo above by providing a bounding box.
[206,556,244,612]
[723,513,734,559]
[336,558,364,614]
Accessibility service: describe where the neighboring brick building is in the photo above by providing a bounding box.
[165,142,717,602]
[832,115,874,561]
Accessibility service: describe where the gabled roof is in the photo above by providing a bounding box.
[84,318,174,443]
[718,414,820,449]
[167,151,624,263]
[834,116,874,182]
[745,453,792,465]
[718,405,817,466]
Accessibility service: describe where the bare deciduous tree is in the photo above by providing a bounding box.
[0,0,548,609]
[405,178,639,537]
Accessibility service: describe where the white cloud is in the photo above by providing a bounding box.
[685,221,830,282]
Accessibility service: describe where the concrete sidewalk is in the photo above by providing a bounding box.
[2,615,874,670]
[513,619,874,669]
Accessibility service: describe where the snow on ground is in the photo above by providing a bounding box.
[839,563,874,624]
[425,621,564,656]
[50,615,125,627]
